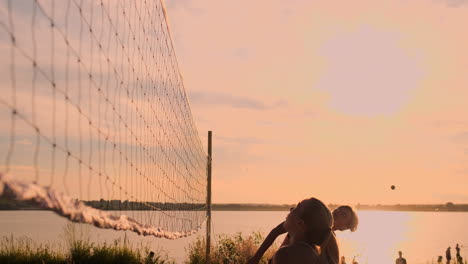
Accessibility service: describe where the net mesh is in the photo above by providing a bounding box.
[0,0,207,239]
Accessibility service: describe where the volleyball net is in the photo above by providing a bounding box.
[0,0,208,239]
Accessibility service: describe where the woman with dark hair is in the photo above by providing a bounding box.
[271,197,339,264]
[248,204,358,264]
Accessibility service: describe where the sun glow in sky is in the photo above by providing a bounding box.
[1,0,467,206]
[166,0,468,204]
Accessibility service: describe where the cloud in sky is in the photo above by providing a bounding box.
[188,91,288,110]
[232,48,252,60]
[217,135,264,146]
[450,131,468,144]
[443,0,468,8]
[431,120,468,128]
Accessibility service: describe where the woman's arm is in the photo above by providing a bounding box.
[247,222,286,264]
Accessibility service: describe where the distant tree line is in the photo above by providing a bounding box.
[0,197,205,211]
[212,203,295,211]
[351,202,468,212]
[83,199,206,211]
[1,197,468,212]
[215,203,468,212]
[0,197,39,210]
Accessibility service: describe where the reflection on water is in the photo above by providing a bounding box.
[338,211,412,264]
[0,210,467,264]
[337,211,467,264]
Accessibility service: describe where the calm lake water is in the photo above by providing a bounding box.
[0,210,467,264]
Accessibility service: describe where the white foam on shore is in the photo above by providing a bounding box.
[0,173,202,239]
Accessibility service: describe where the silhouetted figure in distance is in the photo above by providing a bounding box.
[352,256,358,264]
[396,250,407,264]
[341,256,347,264]
[446,247,452,264]
[438,256,443,264]
[145,251,155,264]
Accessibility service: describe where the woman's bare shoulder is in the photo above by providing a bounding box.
[272,244,319,264]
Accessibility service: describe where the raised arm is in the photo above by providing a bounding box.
[247,222,286,264]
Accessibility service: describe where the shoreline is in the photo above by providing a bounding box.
[2,197,468,212]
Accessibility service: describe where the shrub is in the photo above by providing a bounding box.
[186,232,278,264]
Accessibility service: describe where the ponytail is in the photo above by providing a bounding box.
[320,231,339,264]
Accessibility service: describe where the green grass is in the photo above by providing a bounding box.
[0,223,175,264]
[0,235,174,264]
[3,228,463,264]
[0,231,275,264]
[0,234,63,264]
[0,235,65,264]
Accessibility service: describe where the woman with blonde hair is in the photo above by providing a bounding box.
[271,197,339,264]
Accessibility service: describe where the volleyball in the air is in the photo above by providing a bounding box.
[391,185,396,190]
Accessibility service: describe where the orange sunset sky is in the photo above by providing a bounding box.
[165,0,468,205]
